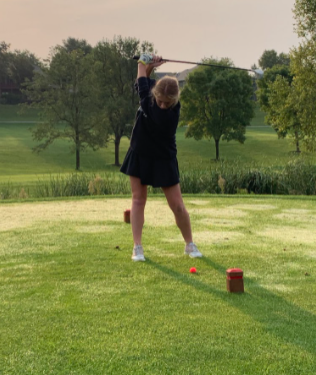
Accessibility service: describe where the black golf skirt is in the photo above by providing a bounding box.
[120,148,180,188]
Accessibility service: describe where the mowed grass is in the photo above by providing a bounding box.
[0,104,39,121]
[0,195,316,374]
[1,104,316,187]
[0,122,123,181]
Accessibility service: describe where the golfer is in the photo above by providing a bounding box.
[120,53,202,261]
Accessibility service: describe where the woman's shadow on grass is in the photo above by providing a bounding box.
[146,256,316,354]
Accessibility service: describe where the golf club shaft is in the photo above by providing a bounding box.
[132,55,252,72]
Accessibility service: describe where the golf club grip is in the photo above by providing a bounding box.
[132,55,165,62]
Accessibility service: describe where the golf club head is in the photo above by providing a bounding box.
[252,68,264,78]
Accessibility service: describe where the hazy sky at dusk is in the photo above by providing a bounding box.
[1,0,299,72]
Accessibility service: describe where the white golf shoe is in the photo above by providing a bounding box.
[184,242,203,258]
[132,244,146,262]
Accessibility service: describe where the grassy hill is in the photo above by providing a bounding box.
[0,104,315,197]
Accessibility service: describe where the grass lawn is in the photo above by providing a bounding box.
[0,104,40,122]
[1,104,315,188]
[0,195,316,374]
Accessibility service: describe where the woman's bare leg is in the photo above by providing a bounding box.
[130,176,147,245]
[162,183,202,257]
[162,183,193,243]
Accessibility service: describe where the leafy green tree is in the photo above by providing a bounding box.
[257,65,295,132]
[0,41,10,82]
[294,0,316,38]
[290,0,316,150]
[94,36,154,166]
[266,76,303,152]
[290,39,316,150]
[23,47,108,170]
[180,58,255,160]
[258,50,279,70]
[257,65,292,109]
[8,50,41,87]
[258,50,290,70]
[1,43,40,87]
[278,52,291,66]
[60,37,93,55]
[257,64,304,152]
[0,42,41,104]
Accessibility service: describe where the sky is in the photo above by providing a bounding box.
[1,0,299,73]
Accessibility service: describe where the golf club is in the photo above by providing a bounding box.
[132,55,264,76]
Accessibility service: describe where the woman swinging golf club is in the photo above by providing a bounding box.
[120,53,203,261]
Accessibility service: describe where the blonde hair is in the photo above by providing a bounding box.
[151,76,180,107]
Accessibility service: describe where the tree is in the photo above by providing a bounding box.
[257,64,304,152]
[180,58,255,160]
[8,50,41,87]
[266,76,303,152]
[257,65,292,109]
[61,37,93,55]
[258,50,290,70]
[0,41,10,82]
[0,42,41,104]
[0,43,40,86]
[23,46,108,170]
[293,0,316,39]
[258,50,279,70]
[94,36,154,166]
[290,39,316,149]
[278,52,291,66]
[290,0,316,150]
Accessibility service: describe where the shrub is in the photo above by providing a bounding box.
[88,175,105,195]
[1,157,316,199]
[18,188,28,199]
[282,159,316,195]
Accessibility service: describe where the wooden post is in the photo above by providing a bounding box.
[226,268,244,293]
[124,209,131,223]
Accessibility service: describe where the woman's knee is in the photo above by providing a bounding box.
[132,192,147,208]
[169,201,186,215]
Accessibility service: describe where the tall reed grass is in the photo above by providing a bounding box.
[34,173,131,197]
[1,158,315,199]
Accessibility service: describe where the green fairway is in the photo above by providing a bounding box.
[0,195,315,374]
[0,122,129,183]
[176,126,304,170]
[0,104,40,121]
[1,104,315,188]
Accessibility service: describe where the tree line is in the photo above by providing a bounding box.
[0,0,315,168]
[1,36,154,169]
[256,0,316,153]
[0,41,39,104]
[0,38,280,166]
[181,0,316,158]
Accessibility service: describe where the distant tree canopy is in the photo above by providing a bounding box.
[0,41,41,84]
[257,65,302,153]
[258,50,290,70]
[0,41,41,103]
[290,0,316,150]
[294,0,316,39]
[9,50,40,87]
[257,65,293,111]
[0,41,10,81]
[60,37,93,55]
[23,42,108,170]
[93,36,155,166]
[255,1,316,152]
[22,35,156,169]
[180,58,255,161]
